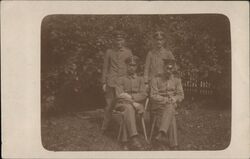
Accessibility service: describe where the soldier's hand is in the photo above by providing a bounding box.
[164,97,173,104]
[163,97,168,104]
[170,97,177,103]
[145,83,149,90]
[119,93,132,99]
[118,93,133,103]
[133,103,145,114]
[102,84,106,92]
[133,102,140,109]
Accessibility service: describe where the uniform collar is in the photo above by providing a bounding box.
[115,47,126,52]
[119,48,125,52]
[160,73,174,81]
[153,47,166,54]
[127,73,137,79]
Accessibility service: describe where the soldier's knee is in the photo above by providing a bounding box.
[105,102,114,110]
[169,105,175,111]
[122,105,135,115]
[106,99,114,106]
[124,104,134,111]
[164,105,175,114]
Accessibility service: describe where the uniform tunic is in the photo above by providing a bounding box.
[115,74,147,142]
[144,48,175,84]
[102,47,133,87]
[150,74,184,146]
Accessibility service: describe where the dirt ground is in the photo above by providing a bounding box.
[41,99,231,151]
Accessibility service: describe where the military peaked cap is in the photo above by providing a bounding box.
[113,30,127,40]
[125,55,139,65]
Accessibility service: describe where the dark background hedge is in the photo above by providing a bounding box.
[41,14,231,113]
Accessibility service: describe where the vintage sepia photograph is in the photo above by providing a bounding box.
[2,1,250,158]
[41,14,231,151]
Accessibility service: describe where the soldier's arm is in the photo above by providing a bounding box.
[131,77,147,102]
[101,50,110,84]
[167,50,179,71]
[144,51,151,84]
[128,49,133,56]
[150,78,167,104]
[165,49,175,60]
[172,78,184,103]
[115,78,133,103]
[115,77,125,98]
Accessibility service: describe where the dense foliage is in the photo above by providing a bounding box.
[41,15,231,112]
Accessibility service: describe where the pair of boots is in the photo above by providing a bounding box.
[122,135,144,150]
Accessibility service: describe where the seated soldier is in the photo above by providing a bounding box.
[115,55,147,150]
[150,59,184,150]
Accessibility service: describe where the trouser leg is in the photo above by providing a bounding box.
[123,104,138,138]
[159,104,175,134]
[119,104,138,142]
[168,115,178,146]
[101,87,115,130]
[152,104,178,146]
[121,120,128,142]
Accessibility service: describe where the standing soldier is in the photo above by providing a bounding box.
[101,31,133,132]
[144,30,176,87]
[115,55,147,150]
[150,59,184,150]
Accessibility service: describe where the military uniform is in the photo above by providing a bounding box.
[101,47,133,130]
[115,74,147,142]
[110,55,147,151]
[150,61,184,147]
[144,48,175,84]
[144,30,176,84]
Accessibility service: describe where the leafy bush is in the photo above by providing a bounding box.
[41,15,231,112]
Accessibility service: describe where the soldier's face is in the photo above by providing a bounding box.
[127,65,137,74]
[164,65,173,77]
[156,39,165,48]
[115,39,125,50]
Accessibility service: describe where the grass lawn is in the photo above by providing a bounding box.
[41,99,231,151]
